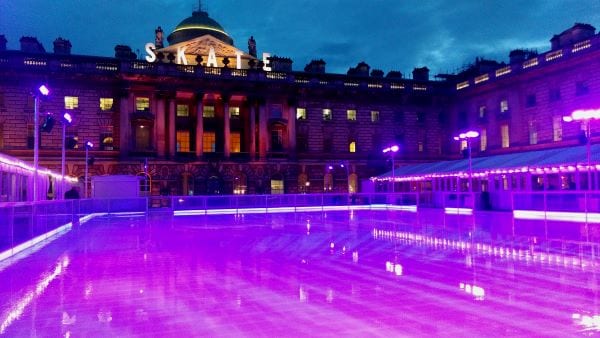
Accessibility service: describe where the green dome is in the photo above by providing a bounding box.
[167,10,234,45]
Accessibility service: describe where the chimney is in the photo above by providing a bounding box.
[412,67,429,81]
[53,37,72,55]
[19,36,46,53]
[304,59,326,74]
[114,45,136,60]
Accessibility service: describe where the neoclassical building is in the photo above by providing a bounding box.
[0,8,597,197]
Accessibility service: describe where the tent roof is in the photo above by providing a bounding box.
[373,144,600,180]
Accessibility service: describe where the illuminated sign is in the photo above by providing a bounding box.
[144,43,271,71]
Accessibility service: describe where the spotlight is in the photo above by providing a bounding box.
[85,141,94,149]
[62,112,73,124]
[38,85,50,96]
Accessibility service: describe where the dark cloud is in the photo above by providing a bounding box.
[1,0,598,76]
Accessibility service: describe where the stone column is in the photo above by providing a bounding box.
[168,97,176,158]
[156,93,166,157]
[249,99,256,160]
[195,92,204,159]
[287,97,297,159]
[258,98,267,160]
[119,90,133,155]
[222,93,231,158]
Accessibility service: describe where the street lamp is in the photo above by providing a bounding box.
[453,130,479,192]
[383,145,399,193]
[33,84,50,202]
[84,141,93,198]
[340,162,351,193]
[563,108,600,190]
[60,112,73,199]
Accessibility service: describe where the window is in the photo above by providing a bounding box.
[0,124,4,149]
[576,81,589,96]
[418,142,424,152]
[549,88,561,102]
[501,124,510,148]
[100,98,113,111]
[202,132,216,152]
[323,136,333,153]
[135,97,150,111]
[176,104,189,117]
[203,105,215,118]
[500,99,509,113]
[458,111,468,128]
[64,96,78,110]
[176,130,190,152]
[553,116,563,141]
[230,132,241,153]
[270,179,284,194]
[347,109,357,121]
[134,123,151,151]
[322,109,332,121]
[480,129,487,151]
[460,140,467,152]
[100,127,113,150]
[479,105,487,119]
[271,129,283,151]
[229,106,240,117]
[27,124,34,149]
[526,94,536,108]
[65,132,79,149]
[296,108,307,120]
[349,141,356,153]
[371,110,379,122]
[0,92,4,108]
[529,121,538,145]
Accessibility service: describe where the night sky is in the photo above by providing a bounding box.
[1,0,599,76]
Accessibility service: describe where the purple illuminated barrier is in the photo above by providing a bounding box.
[372,228,593,270]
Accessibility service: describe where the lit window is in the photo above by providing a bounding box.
[229,106,240,117]
[100,126,113,150]
[500,99,509,113]
[271,179,284,194]
[479,105,486,119]
[203,105,215,118]
[230,132,241,153]
[553,116,563,141]
[480,129,487,151]
[418,142,424,152]
[371,110,379,122]
[349,141,356,153]
[296,108,307,120]
[176,130,190,152]
[100,98,113,111]
[202,132,215,152]
[64,96,78,110]
[347,109,357,121]
[501,124,510,148]
[323,109,332,121]
[177,104,189,117]
[136,97,150,111]
[529,121,538,145]
[460,140,467,151]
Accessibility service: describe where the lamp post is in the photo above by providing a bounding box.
[453,131,479,192]
[84,141,93,198]
[33,85,50,202]
[61,112,73,199]
[563,108,600,190]
[383,145,399,193]
[340,162,350,193]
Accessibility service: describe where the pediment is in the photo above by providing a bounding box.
[158,35,251,59]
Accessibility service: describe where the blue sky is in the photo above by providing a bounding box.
[1,0,599,75]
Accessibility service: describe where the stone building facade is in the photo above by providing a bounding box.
[0,9,598,197]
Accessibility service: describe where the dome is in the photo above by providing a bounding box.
[167,10,234,46]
